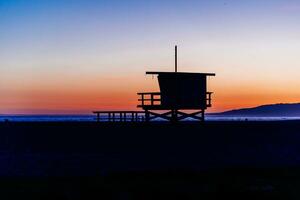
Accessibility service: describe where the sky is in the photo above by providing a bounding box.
[1,0,300,114]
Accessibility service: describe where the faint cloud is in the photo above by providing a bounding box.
[279,3,300,11]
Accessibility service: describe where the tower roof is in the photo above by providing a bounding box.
[146,71,215,76]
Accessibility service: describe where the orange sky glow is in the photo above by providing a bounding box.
[1,1,300,115]
[1,73,300,114]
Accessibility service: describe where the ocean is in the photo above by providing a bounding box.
[1,115,300,122]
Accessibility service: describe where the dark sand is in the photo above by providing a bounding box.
[1,121,300,199]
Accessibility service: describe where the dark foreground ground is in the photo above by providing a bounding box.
[1,121,300,199]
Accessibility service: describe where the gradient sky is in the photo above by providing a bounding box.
[1,0,300,114]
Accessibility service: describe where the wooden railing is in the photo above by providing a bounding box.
[137,92,161,107]
[138,92,213,108]
[206,92,213,107]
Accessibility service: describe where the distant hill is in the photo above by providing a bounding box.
[212,103,300,117]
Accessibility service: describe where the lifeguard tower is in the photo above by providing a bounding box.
[137,46,215,122]
[93,46,215,123]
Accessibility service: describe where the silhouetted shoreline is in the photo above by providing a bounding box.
[212,103,300,117]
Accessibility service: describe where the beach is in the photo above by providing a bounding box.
[0,121,300,198]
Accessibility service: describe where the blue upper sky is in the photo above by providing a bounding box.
[1,0,300,114]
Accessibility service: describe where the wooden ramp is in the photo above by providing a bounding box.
[93,111,145,122]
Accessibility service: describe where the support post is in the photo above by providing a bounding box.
[108,113,111,122]
[151,93,154,106]
[97,113,100,122]
[145,110,150,122]
[120,112,123,122]
[141,94,144,106]
[171,109,178,123]
[201,110,205,122]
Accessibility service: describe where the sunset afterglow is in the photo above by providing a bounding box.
[1,0,300,114]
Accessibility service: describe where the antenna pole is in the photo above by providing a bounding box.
[175,45,177,72]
